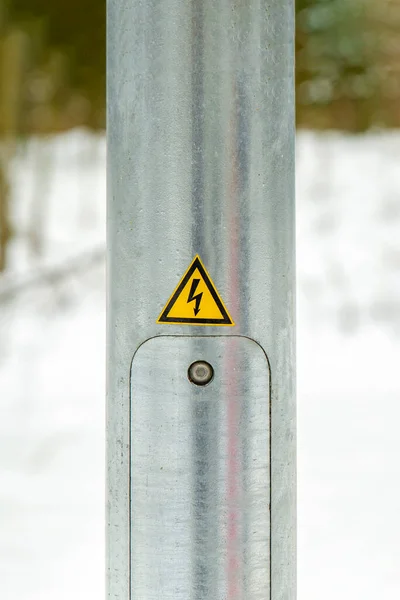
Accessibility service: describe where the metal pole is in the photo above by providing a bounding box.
[107,2,295,600]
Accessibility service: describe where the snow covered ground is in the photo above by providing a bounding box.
[297,132,400,600]
[0,130,399,599]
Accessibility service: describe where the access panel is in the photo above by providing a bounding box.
[130,335,271,600]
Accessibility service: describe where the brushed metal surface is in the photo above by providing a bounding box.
[107,0,295,598]
[130,336,270,600]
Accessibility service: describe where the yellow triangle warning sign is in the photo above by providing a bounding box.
[157,255,235,326]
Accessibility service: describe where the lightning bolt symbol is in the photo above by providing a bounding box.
[187,278,203,316]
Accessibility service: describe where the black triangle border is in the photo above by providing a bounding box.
[158,257,233,325]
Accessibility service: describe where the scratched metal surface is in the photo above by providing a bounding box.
[107,0,295,599]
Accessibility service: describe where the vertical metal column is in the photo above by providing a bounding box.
[107,1,295,600]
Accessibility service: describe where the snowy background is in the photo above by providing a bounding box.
[0,130,399,599]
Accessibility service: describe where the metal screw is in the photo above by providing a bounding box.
[188,360,214,386]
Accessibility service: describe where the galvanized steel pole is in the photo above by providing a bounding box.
[107,1,295,600]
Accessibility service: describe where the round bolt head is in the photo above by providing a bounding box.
[188,360,214,386]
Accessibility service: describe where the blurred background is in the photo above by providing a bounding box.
[0,1,399,599]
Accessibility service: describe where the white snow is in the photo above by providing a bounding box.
[297,131,400,600]
[0,129,399,599]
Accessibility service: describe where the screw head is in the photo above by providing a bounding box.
[188,360,214,386]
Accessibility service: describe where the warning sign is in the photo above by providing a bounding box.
[157,255,234,326]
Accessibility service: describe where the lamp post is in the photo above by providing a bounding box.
[107,2,295,599]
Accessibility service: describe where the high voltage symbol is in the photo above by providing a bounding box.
[157,255,234,326]
[187,279,203,316]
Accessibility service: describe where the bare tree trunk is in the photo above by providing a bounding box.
[0,164,10,271]
[0,26,27,271]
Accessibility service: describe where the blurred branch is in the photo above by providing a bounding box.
[0,245,104,303]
